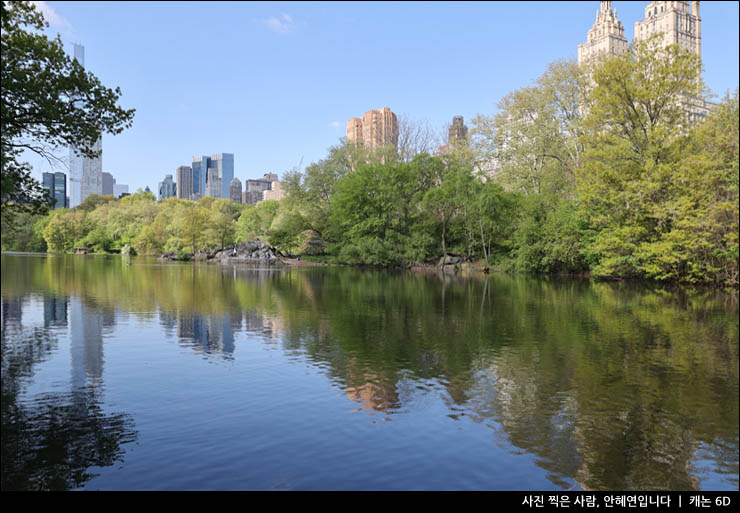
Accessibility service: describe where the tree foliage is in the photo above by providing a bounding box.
[472,59,586,197]
[576,37,736,284]
[1,1,135,223]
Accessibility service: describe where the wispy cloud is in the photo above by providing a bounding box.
[31,1,73,31]
[329,121,343,128]
[252,13,297,35]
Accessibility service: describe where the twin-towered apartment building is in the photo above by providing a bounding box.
[578,1,711,120]
[578,1,702,65]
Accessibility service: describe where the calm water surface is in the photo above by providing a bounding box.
[1,253,738,491]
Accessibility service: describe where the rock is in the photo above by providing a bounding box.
[209,239,284,265]
[159,240,283,264]
[438,254,464,267]
[160,251,191,262]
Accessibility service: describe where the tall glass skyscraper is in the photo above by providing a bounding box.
[42,172,67,209]
[191,156,208,197]
[191,153,234,199]
[68,44,102,208]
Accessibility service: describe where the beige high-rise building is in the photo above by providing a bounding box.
[634,1,710,121]
[578,1,628,65]
[634,1,701,58]
[346,107,399,151]
[262,181,285,202]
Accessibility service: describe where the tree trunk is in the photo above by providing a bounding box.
[479,218,489,271]
[441,219,447,256]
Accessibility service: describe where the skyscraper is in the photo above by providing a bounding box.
[102,172,115,196]
[578,2,711,123]
[68,44,102,208]
[42,172,67,209]
[230,177,242,203]
[211,153,234,199]
[191,154,234,199]
[634,1,701,58]
[176,166,193,199]
[346,107,399,151]
[158,174,176,200]
[205,168,222,199]
[635,1,709,122]
[191,156,207,197]
[578,1,628,65]
[448,116,469,147]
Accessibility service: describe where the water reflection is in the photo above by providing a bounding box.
[1,292,137,491]
[43,296,67,328]
[157,307,290,360]
[173,311,235,358]
[1,254,737,490]
[70,297,110,387]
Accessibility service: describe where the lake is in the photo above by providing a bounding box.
[1,253,737,491]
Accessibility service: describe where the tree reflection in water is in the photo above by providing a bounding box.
[1,254,737,490]
[1,387,137,490]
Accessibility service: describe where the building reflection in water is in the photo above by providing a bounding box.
[1,296,23,327]
[70,297,108,389]
[43,296,67,328]
[1,294,136,491]
[345,377,400,415]
[164,307,291,360]
[173,311,236,359]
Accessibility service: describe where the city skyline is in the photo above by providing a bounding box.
[23,1,739,194]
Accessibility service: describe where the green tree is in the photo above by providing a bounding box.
[1,2,135,223]
[512,195,591,274]
[267,209,307,253]
[283,141,358,237]
[577,35,713,282]
[207,207,236,248]
[179,204,210,253]
[329,160,428,266]
[42,210,89,253]
[235,204,261,242]
[471,59,586,197]
[77,194,116,212]
[0,210,49,251]
[471,180,519,269]
[655,91,739,285]
[421,158,468,256]
[255,200,280,235]
[207,199,238,249]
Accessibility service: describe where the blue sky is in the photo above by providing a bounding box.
[26,1,740,192]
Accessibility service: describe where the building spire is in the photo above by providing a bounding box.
[578,1,627,65]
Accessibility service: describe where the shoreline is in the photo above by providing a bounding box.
[2,250,737,290]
